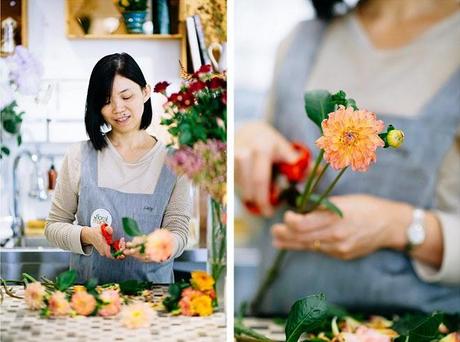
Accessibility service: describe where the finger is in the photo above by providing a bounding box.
[284,210,338,233]
[273,138,299,163]
[271,223,296,241]
[252,148,273,216]
[296,226,346,244]
[235,149,253,201]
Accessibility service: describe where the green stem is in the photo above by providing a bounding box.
[250,249,286,314]
[299,150,324,211]
[309,167,347,212]
[234,321,274,342]
[301,163,329,213]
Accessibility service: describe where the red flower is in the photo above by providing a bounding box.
[208,77,225,90]
[188,80,206,93]
[178,92,195,109]
[153,81,170,94]
[192,64,212,78]
[168,93,180,103]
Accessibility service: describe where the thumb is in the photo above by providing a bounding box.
[105,225,113,234]
[274,139,298,164]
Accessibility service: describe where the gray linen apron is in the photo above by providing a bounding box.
[70,141,177,284]
[256,20,460,314]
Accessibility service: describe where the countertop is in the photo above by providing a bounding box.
[0,286,226,342]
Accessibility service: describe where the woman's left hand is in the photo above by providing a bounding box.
[272,194,411,260]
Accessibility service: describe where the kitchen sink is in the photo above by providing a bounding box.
[0,247,207,282]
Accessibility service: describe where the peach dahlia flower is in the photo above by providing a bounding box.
[316,106,385,172]
[71,290,96,316]
[24,282,46,310]
[145,229,173,262]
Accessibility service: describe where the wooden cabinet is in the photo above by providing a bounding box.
[65,0,187,68]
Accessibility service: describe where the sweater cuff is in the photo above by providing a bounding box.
[412,211,460,285]
[71,225,93,256]
[170,233,185,259]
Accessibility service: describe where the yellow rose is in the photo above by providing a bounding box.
[190,295,213,317]
[191,271,215,291]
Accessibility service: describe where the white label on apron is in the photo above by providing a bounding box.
[90,209,112,227]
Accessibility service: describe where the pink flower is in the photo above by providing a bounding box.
[48,291,71,317]
[121,302,153,329]
[145,229,173,262]
[341,326,392,342]
[71,290,97,316]
[98,289,121,317]
[24,282,46,310]
[178,287,201,316]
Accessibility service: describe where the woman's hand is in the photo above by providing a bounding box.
[123,236,151,262]
[123,231,174,263]
[235,121,299,216]
[271,194,413,260]
[81,225,126,260]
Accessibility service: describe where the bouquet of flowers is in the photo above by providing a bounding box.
[21,270,155,329]
[162,270,216,317]
[0,46,43,158]
[154,64,227,306]
[250,90,404,313]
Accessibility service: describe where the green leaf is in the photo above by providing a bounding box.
[309,194,343,217]
[304,90,335,131]
[285,293,328,342]
[17,135,22,146]
[122,217,143,236]
[119,279,150,295]
[394,313,444,342]
[55,270,77,291]
[1,146,10,156]
[85,278,98,290]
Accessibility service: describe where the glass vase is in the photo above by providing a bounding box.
[206,196,226,311]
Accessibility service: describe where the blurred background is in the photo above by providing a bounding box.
[234,0,359,312]
[1,0,226,281]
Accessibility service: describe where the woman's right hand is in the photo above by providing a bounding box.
[81,225,113,259]
[235,121,299,216]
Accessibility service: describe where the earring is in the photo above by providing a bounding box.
[100,123,112,134]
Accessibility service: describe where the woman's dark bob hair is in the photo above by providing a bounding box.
[85,53,152,150]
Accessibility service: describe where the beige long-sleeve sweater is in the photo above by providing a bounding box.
[45,137,191,259]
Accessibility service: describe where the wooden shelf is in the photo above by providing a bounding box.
[67,33,183,40]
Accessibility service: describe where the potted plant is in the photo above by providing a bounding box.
[117,0,148,34]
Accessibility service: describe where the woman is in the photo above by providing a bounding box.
[45,53,191,284]
[236,0,460,313]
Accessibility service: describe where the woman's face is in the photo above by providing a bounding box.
[101,74,150,133]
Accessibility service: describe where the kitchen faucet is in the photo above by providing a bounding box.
[10,149,48,240]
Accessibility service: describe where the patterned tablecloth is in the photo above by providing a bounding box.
[239,318,286,341]
[0,286,226,342]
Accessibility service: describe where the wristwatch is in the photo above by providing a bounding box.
[405,208,426,252]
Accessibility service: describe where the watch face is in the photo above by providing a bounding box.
[409,223,426,245]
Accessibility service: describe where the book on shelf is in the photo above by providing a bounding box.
[186,16,202,72]
[193,15,211,66]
